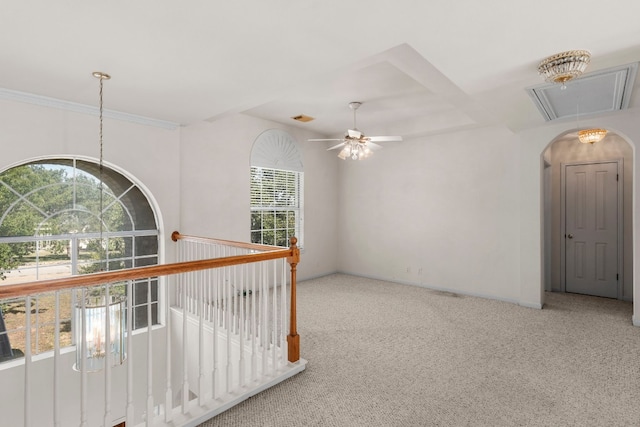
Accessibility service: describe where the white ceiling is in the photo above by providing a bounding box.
[2,1,640,140]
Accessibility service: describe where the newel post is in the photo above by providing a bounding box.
[287,237,300,363]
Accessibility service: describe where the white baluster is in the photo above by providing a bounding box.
[181,270,189,414]
[24,296,32,427]
[261,267,268,376]
[272,260,277,374]
[225,266,232,394]
[126,281,135,425]
[239,264,245,388]
[187,243,193,314]
[233,260,238,334]
[103,284,112,427]
[212,263,219,400]
[80,290,88,427]
[165,275,173,423]
[34,297,39,354]
[176,242,182,309]
[146,278,154,426]
[198,268,205,406]
[281,259,288,366]
[251,263,257,381]
[53,292,60,427]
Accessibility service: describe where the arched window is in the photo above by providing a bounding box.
[0,157,160,358]
[250,129,304,247]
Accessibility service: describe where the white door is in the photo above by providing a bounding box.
[564,162,619,298]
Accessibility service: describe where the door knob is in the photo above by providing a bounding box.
[567,234,573,239]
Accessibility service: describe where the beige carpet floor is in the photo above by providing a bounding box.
[200,274,640,426]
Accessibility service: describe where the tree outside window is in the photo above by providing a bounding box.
[0,158,159,361]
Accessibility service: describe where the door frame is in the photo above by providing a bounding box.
[559,159,624,299]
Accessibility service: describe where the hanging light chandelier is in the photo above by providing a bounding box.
[538,50,591,89]
[578,128,607,144]
[74,71,127,372]
[574,102,607,145]
[75,292,126,372]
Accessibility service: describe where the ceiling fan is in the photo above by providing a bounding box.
[308,102,403,160]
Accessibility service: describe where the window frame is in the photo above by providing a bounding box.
[250,129,304,248]
[250,166,304,247]
[0,157,162,360]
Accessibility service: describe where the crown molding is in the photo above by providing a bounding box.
[0,88,179,130]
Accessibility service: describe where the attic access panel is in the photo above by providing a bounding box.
[527,62,638,121]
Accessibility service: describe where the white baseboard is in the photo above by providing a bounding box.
[633,316,640,327]
[519,301,543,310]
[335,271,524,306]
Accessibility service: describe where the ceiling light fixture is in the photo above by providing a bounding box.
[538,50,591,89]
[307,102,402,160]
[574,102,607,145]
[578,128,607,144]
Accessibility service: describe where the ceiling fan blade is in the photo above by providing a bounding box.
[347,129,362,139]
[327,142,347,151]
[365,141,383,151]
[308,138,345,142]
[367,135,403,142]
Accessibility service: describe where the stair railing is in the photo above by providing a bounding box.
[0,232,301,427]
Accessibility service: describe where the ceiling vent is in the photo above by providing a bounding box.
[291,114,314,122]
[527,62,638,121]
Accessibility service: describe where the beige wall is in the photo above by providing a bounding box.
[179,114,340,281]
[336,125,522,304]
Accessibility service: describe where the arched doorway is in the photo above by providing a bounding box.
[542,130,633,301]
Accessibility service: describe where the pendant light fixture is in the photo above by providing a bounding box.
[74,72,127,372]
[575,100,607,145]
[578,128,608,144]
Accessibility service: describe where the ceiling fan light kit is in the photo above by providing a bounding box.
[337,141,373,160]
[308,101,402,160]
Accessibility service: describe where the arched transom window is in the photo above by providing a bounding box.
[0,157,160,359]
[250,129,304,247]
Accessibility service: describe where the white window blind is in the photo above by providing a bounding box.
[250,167,303,247]
[250,129,304,247]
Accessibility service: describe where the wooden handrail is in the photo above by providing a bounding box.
[0,247,291,300]
[0,232,301,363]
[171,231,283,252]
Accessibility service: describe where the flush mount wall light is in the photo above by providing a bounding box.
[578,128,607,144]
[538,50,591,89]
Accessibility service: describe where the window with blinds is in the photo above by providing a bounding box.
[250,167,303,247]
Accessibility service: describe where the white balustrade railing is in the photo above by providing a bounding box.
[0,232,305,427]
